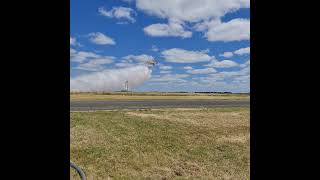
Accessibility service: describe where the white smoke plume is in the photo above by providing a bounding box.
[70,65,152,92]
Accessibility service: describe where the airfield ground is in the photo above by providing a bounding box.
[70,93,250,179]
[70,92,249,111]
[70,92,249,101]
[70,103,250,179]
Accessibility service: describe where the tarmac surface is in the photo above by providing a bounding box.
[70,99,249,111]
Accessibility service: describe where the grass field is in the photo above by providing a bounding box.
[70,92,249,101]
[70,107,250,179]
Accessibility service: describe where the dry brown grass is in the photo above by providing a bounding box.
[71,108,249,179]
[70,92,249,101]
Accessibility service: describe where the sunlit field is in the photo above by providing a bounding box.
[71,107,250,179]
[70,92,250,101]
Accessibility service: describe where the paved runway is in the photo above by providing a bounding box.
[70,99,249,111]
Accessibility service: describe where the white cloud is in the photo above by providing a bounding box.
[70,48,76,54]
[70,49,115,67]
[142,72,249,92]
[149,73,189,82]
[123,54,155,63]
[70,50,100,63]
[140,65,250,92]
[71,65,152,92]
[139,61,250,92]
[203,18,250,42]
[188,66,250,91]
[99,6,136,23]
[144,20,192,38]
[220,52,233,58]
[136,0,249,40]
[161,48,213,63]
[233,74,249,83]
[240,59,250,68]
[210,66,250,79]
[75,57,115,71]
[193,19,221,32]
[186,67,217,74]
[136,0,249,23]
[70,37,81,46]
[183,66,193,70]
[205,60,239,68]
[151,45,159,52]
[115,62,135,68]
[88,32,116,45]
[113,54,155,68]
[159,65,172,70]
[160,70,171,74]
[234,47,250,55]
[70,37,76,45]
[71,48,115,71]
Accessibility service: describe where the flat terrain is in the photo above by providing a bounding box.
[70,93,249,111]
[70,92,249,101]
[70,99,249,111]
[70,108,250,179]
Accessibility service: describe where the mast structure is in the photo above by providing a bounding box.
[125,80,129,92]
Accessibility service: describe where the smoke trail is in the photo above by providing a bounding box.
[70,65,152,92]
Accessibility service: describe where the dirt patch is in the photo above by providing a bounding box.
[126,112,167,120]
[218,134,249,144]
[125,109,249,129]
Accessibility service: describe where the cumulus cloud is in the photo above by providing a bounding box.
[205,60,239,68]
[220,52,234,58]
[71,65,152,92]
[159,65,172,70]
[151,45,159,52]
[136,0,249,23]
[70,49,116,72]
[186,67,217,74]
[136,0,249,40]
[70,48,76,55]
[70,36,81,46]
[234,47,250,55]
[140,64,250,92]
[210,66,250,79]
[123,54,155,63]
[148,73,189,83]
[240,59,250,68]
[99,6,136,23]
[144,20,192,38]
[70,50,100,63]
[192,66,250,90]
[143,70,249,92]
[183,66,193,70]
[70,37,76,45]
[113,54,155,68]
[74,57,114,71]
[159,70,171,74]
[161,48,213,63]
[202,18,250,42]
[114,62,135,68]
[88,32,116,45]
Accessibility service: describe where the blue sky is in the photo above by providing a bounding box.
[70,0,250,92]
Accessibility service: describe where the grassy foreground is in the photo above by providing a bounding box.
[70,92,249,101]
[71,108,249,179]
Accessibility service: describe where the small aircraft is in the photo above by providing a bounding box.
[145,59,157,66]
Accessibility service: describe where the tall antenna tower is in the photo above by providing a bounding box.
[125,80,129,92]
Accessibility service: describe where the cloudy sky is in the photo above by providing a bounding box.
[70,0,250,92]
